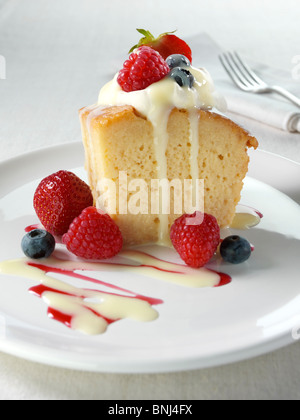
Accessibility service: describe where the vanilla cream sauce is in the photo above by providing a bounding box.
[0,249,223,335]
[96,62,224,244]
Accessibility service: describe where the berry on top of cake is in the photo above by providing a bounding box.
[117,46,170,92]
[129,29,192,63]
[98,43,223,112]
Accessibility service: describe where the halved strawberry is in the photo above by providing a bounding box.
[129,29,192,63]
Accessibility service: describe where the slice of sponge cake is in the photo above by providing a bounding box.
[80,104,258,246]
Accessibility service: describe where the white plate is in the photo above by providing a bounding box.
[0,143,300,373]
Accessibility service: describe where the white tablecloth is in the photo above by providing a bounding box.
[0,0,299,400]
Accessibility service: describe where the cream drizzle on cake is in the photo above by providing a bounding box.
[96,66,225,245]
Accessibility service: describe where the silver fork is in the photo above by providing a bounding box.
[219,51,300,108]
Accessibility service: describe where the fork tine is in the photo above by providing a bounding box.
[227,52,256,86]
[219,52,250,89]
[233,52,265,86]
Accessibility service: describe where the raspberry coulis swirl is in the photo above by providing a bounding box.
[0,235,231,336]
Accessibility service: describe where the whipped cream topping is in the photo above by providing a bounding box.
[98,66,224,116]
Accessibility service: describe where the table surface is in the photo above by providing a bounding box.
[0,0,299,401]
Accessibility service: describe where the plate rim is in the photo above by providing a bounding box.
[0,328,295,373]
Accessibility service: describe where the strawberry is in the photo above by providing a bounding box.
[117,46,170,92]
[33,170,93,236]
[130,29,192,64]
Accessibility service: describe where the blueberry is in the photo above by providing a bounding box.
[220,235,252,264]
[169,67,195,88]
[166,54,191,69]
[21,229,55,259]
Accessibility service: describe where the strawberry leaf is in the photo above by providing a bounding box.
[129,29,177,54]
[136,29,154,39]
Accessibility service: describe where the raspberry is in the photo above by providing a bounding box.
[62,207,123,260]
[170,212,220,268]
[117,46,170,92]
[33,171,93,236]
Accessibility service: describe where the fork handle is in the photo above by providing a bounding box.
[270,86,300,108]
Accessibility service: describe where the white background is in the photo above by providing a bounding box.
[0,0,299,400]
